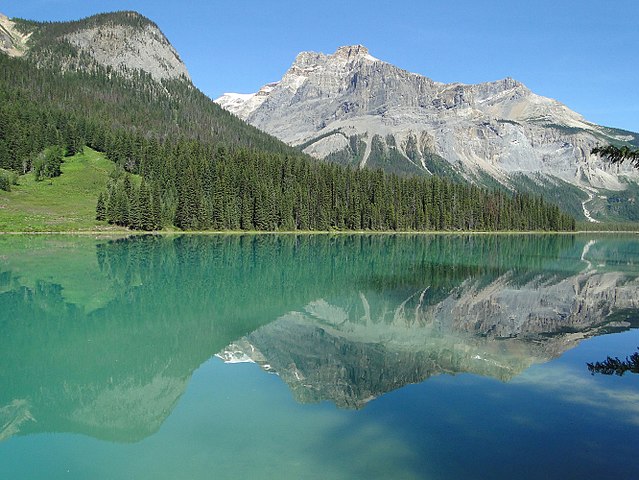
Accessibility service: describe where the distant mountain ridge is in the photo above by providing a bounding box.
[216,45,639,222]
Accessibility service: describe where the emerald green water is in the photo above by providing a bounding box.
[1,233,638,479]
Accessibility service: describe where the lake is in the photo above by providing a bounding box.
[1,233,638,479]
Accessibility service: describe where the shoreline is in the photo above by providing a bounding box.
[1,229,637,236]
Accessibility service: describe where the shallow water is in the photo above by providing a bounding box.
[1,233,638,479]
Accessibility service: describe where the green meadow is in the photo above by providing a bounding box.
[0,148,116,232]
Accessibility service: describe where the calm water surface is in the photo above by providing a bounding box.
[1,234,638,479]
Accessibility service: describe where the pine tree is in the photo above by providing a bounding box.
[96,191,106,221]
[137,180,153,230]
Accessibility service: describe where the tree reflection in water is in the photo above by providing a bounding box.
[587,348,639,376]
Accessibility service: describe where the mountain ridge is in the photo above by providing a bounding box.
[2,10,190,82]
[1,14,575,233]
[216,45,639,222]
[0,10,306,166]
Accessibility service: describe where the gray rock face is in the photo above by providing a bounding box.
[63,17,190,82]
[0,13,30,57]
[216,45,639,220]
[1,11,190,82]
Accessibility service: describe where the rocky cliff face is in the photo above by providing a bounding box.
[216,45,639,221]
[0,13,30,57]
[62,13,190,82]
[1,11,190,82]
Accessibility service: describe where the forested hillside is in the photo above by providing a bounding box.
[0,12,575,232]
[0,56,298,167]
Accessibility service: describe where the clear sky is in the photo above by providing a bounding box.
[3,0,639,132]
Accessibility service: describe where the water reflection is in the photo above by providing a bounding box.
[587,348,639,375]
[0,234,637,442]
[219,268,639,408]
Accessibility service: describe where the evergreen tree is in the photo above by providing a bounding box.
[96,191,106,221]
[592,145,639,169]
[33,145,64,181]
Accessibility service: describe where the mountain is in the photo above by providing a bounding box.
[0,11,303,159]
[3,11,189,81]
[0,12,574,233]
[0,13,574,232]
[216,45,639,222]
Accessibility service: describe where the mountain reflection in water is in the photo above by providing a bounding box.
[219,265,639,408]
[1,234,637,442]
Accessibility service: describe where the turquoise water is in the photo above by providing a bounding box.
[1,234,638,479]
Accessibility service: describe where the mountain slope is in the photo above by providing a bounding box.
[0,11,305,166]
[6,11,189,81]
[0,13,575,233]
[0,148,116,232]
[216,45,639,222]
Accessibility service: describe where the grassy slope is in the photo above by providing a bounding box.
[0,147,117,232]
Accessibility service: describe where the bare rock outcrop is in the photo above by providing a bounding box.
[63,15,190,82]
[216,45,639,220]
[0,13,30,57]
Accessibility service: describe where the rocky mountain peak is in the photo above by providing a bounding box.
[4,11,190,83]
[215,45,639,221]
[501,77,524,89]
[62,11,191,82]
[288,50,327,77]
[333,44,377,62]
[472,76,529,97]
[287,45,378,75]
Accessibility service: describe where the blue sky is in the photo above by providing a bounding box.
[4,0,639,132]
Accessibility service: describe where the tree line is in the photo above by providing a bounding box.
[0,50,575,232]
[0,52,300,160]
[95,133,574,231]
